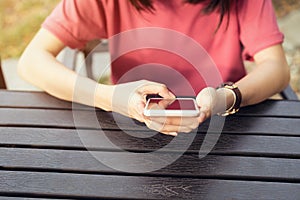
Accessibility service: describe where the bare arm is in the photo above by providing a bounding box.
[197,44,290,121]
[236,44,290,106]
[18,28,176,135]
[18,28,114,111]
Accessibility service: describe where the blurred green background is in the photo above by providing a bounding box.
[0,0,299,95]
[0,0,59,59]
[0,0,299,59]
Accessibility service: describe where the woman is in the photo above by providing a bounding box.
[18,0,290,136]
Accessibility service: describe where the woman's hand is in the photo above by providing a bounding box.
[144,87,225,137]
[196,87,218,123]
[111,80,203,137]
[110,79,175,122]
[145,115,200,136]
[196,87,234,122]
[141,87,233,137]
[196,45,290,122]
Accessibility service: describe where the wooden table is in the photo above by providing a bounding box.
[0,90,300,200]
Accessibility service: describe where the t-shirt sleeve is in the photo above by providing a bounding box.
[42,0,107,49]
[238,0,284,61]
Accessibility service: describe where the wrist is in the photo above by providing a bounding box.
[95,84,115,112]
[216,87,235,111]
[216,82,242,116]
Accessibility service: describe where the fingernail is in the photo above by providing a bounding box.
[168,132,178,137]
[199,112,206,122]
[169,91,176,99]
[200,112,206,118]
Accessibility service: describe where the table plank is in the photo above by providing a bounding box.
[1,148,300,181]
[0,91,73,109]
[0,128,299,156]
[1,91,299,200]
[0,198,68,200]
[1,91,300,117]
[1,171,300,200]
[237,99,300,117]
[0,108,300,136]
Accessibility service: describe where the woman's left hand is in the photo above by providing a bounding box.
[196,87,234,121]
[146,87,230,136]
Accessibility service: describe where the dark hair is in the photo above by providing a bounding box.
[129,0,233,30]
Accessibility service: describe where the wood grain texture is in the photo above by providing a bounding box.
[0,108,300,135]
[0,90,88,110]
[1,91,300,200]
[1,171,300,200]
[0,127,300,156]
[237,99,300,117]
[0,91,70,108]
[1,148,300,181]
[1,91,300,116]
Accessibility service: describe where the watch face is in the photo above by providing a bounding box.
[223,82,236,89]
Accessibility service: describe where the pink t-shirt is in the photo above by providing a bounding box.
[42,0,283,96]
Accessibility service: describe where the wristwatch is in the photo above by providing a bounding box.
[217,82,242,116]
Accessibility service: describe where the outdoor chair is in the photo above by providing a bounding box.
[281,85,298,100]
[0,57,7,89]
[61,39,108,79]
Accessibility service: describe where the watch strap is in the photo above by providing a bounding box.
[217,82,242,116]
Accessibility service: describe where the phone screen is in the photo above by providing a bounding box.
[148,98,197,110]
[144,98,200,117]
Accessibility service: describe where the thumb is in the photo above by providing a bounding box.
[196,87,217,113]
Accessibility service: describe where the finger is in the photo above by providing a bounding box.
[127,100,147,123]
[161,124,195,133]
[137,101,146,115]
[198,112,207,123]
[197,105,212,122]
[150,116,198,127]
[161,131,178,137]
[146,120,195,133]
[128,110,144,123]
[158,98,173,109]
[139,82,176,99]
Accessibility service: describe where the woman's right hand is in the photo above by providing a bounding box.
[110,80,175,123]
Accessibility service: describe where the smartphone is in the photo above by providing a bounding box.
[143,98,200,117]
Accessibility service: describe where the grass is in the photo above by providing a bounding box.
[0,0,60,59]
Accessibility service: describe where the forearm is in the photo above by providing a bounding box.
[235,45,290,107]
[236,58,289,107]
[18,48,113,111]
[213,45,290,114]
